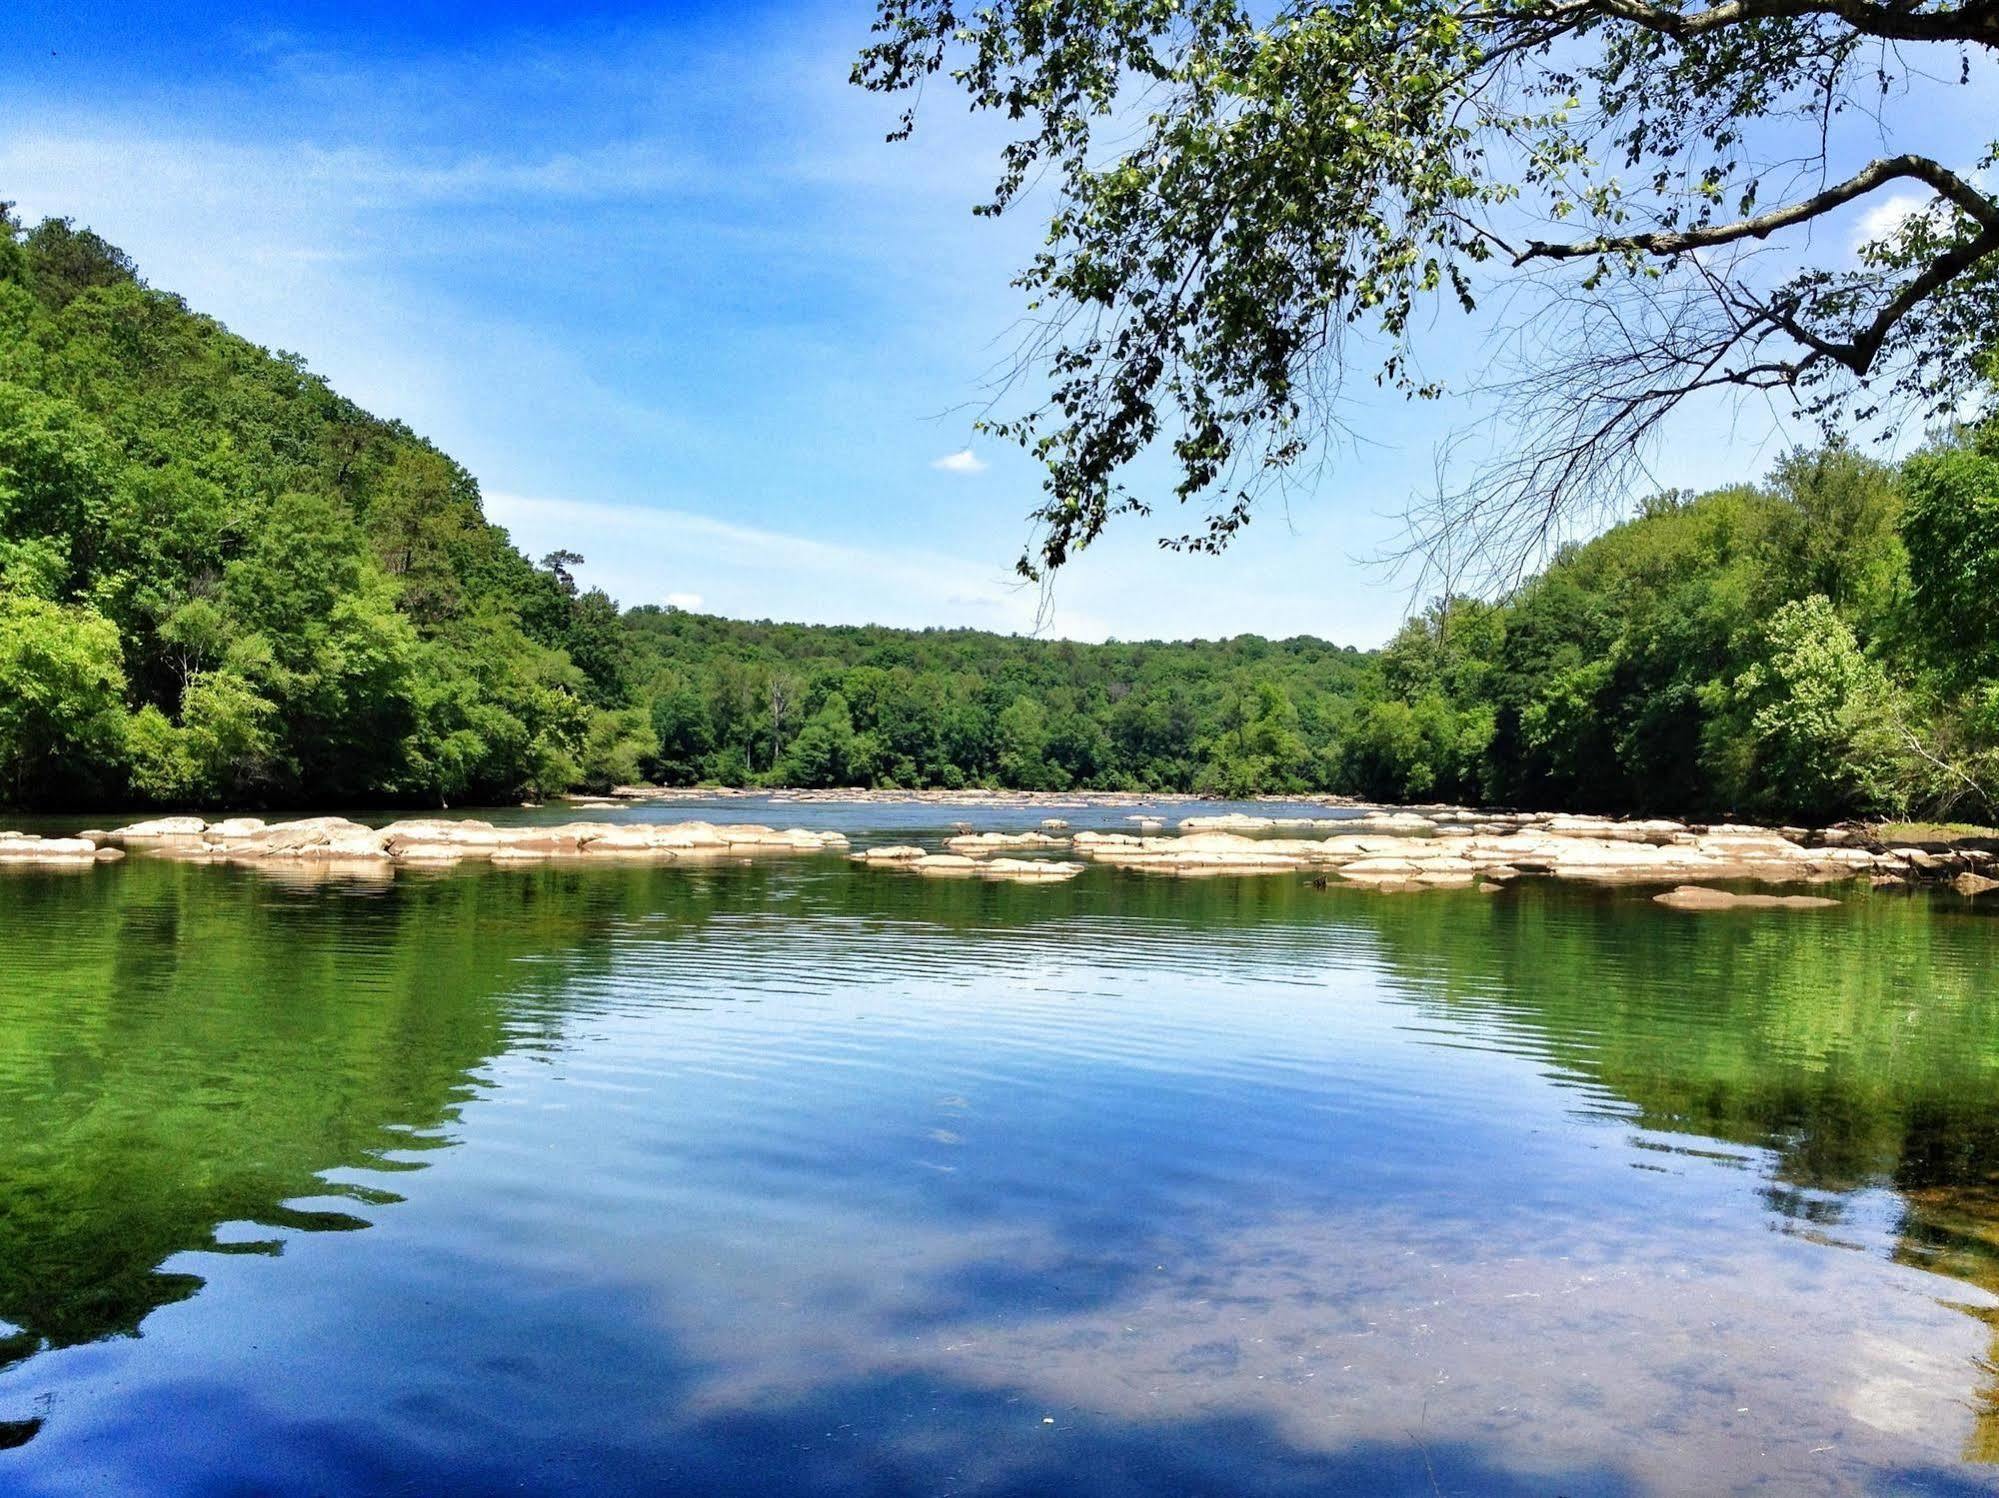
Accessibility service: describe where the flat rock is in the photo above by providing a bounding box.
[110,816,207,840]
[1178,813,1275,831]
[1654,885,1839,911]
[945,831,1070,853]
[976,857,1085,880]
[0,835,97,861]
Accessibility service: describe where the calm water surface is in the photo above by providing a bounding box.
[3,798,1999,1495]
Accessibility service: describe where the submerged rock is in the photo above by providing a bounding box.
[1653,885,1839,911]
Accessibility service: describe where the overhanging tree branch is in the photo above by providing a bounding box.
[1555,0,1999,46]
[856,0,1999,581]
[1516,155,1999,266]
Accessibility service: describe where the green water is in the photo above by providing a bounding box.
[2,812,1999,1494]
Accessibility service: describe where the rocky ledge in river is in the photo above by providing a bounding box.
[2,815,850,870]
[1066,809,1988,891]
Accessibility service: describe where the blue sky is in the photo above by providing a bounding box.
[1,3,1986,644]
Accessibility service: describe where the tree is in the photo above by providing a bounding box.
[1727,595,1912,817]
[577,706,658,792]
[365,447,474,624]
[0,380,123,600]
[782,693,863,787]
[0,592,127,804]
[766,671,802,774]
[1902,432,1999,688]
[995,694,1065,789]
[127,669,277,802]
[856,0,1999,584]
[646,679,715,784]
[20,217,138,308]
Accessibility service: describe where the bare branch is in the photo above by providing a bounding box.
[1516,154,1999,266]
[1551,0,1999,47]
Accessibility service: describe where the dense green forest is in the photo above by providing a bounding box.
[1,208,1995,820]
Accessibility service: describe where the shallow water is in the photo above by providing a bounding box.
[3,799,1999,1495]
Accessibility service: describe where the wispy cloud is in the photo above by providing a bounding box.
[930,448,988,475]
[485,492,1113,640]
[663,591,704,611]
[1852,191,1930,254]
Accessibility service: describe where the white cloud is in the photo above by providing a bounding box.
[1852,191,1929,253]
[663,592,705,611]
[930,448,988,475]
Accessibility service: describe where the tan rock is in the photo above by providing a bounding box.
[946,830,1070,853]
[1654,885,1839,911]
[247,819,383,857]
[1952,871,1999,896]
[582,827,673,854]
[1334,812,1437,835]
[110,816,207,840]
[378,819,503,850]
[392,843,470,863]
[0,835,97,860]
[1178,813,1275,831]
[1339,857,1427,878]
[978,857,1085,880]
[913,853,982,876]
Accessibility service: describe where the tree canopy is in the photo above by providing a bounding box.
[0,205,616,807]
[855,0,1999,585]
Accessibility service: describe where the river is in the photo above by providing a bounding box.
[2,796,1995,1495]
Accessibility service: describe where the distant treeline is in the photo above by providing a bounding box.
[1,208,1995,821]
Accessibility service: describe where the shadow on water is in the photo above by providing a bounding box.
[3,853,1999,1489]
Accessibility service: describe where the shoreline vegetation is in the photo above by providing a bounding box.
[3,792,1993,899]
[4,211,1999,826]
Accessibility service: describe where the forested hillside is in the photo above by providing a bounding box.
[1,208,1995,820]
[0,208,632,808]
[1341,441,1999,822]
